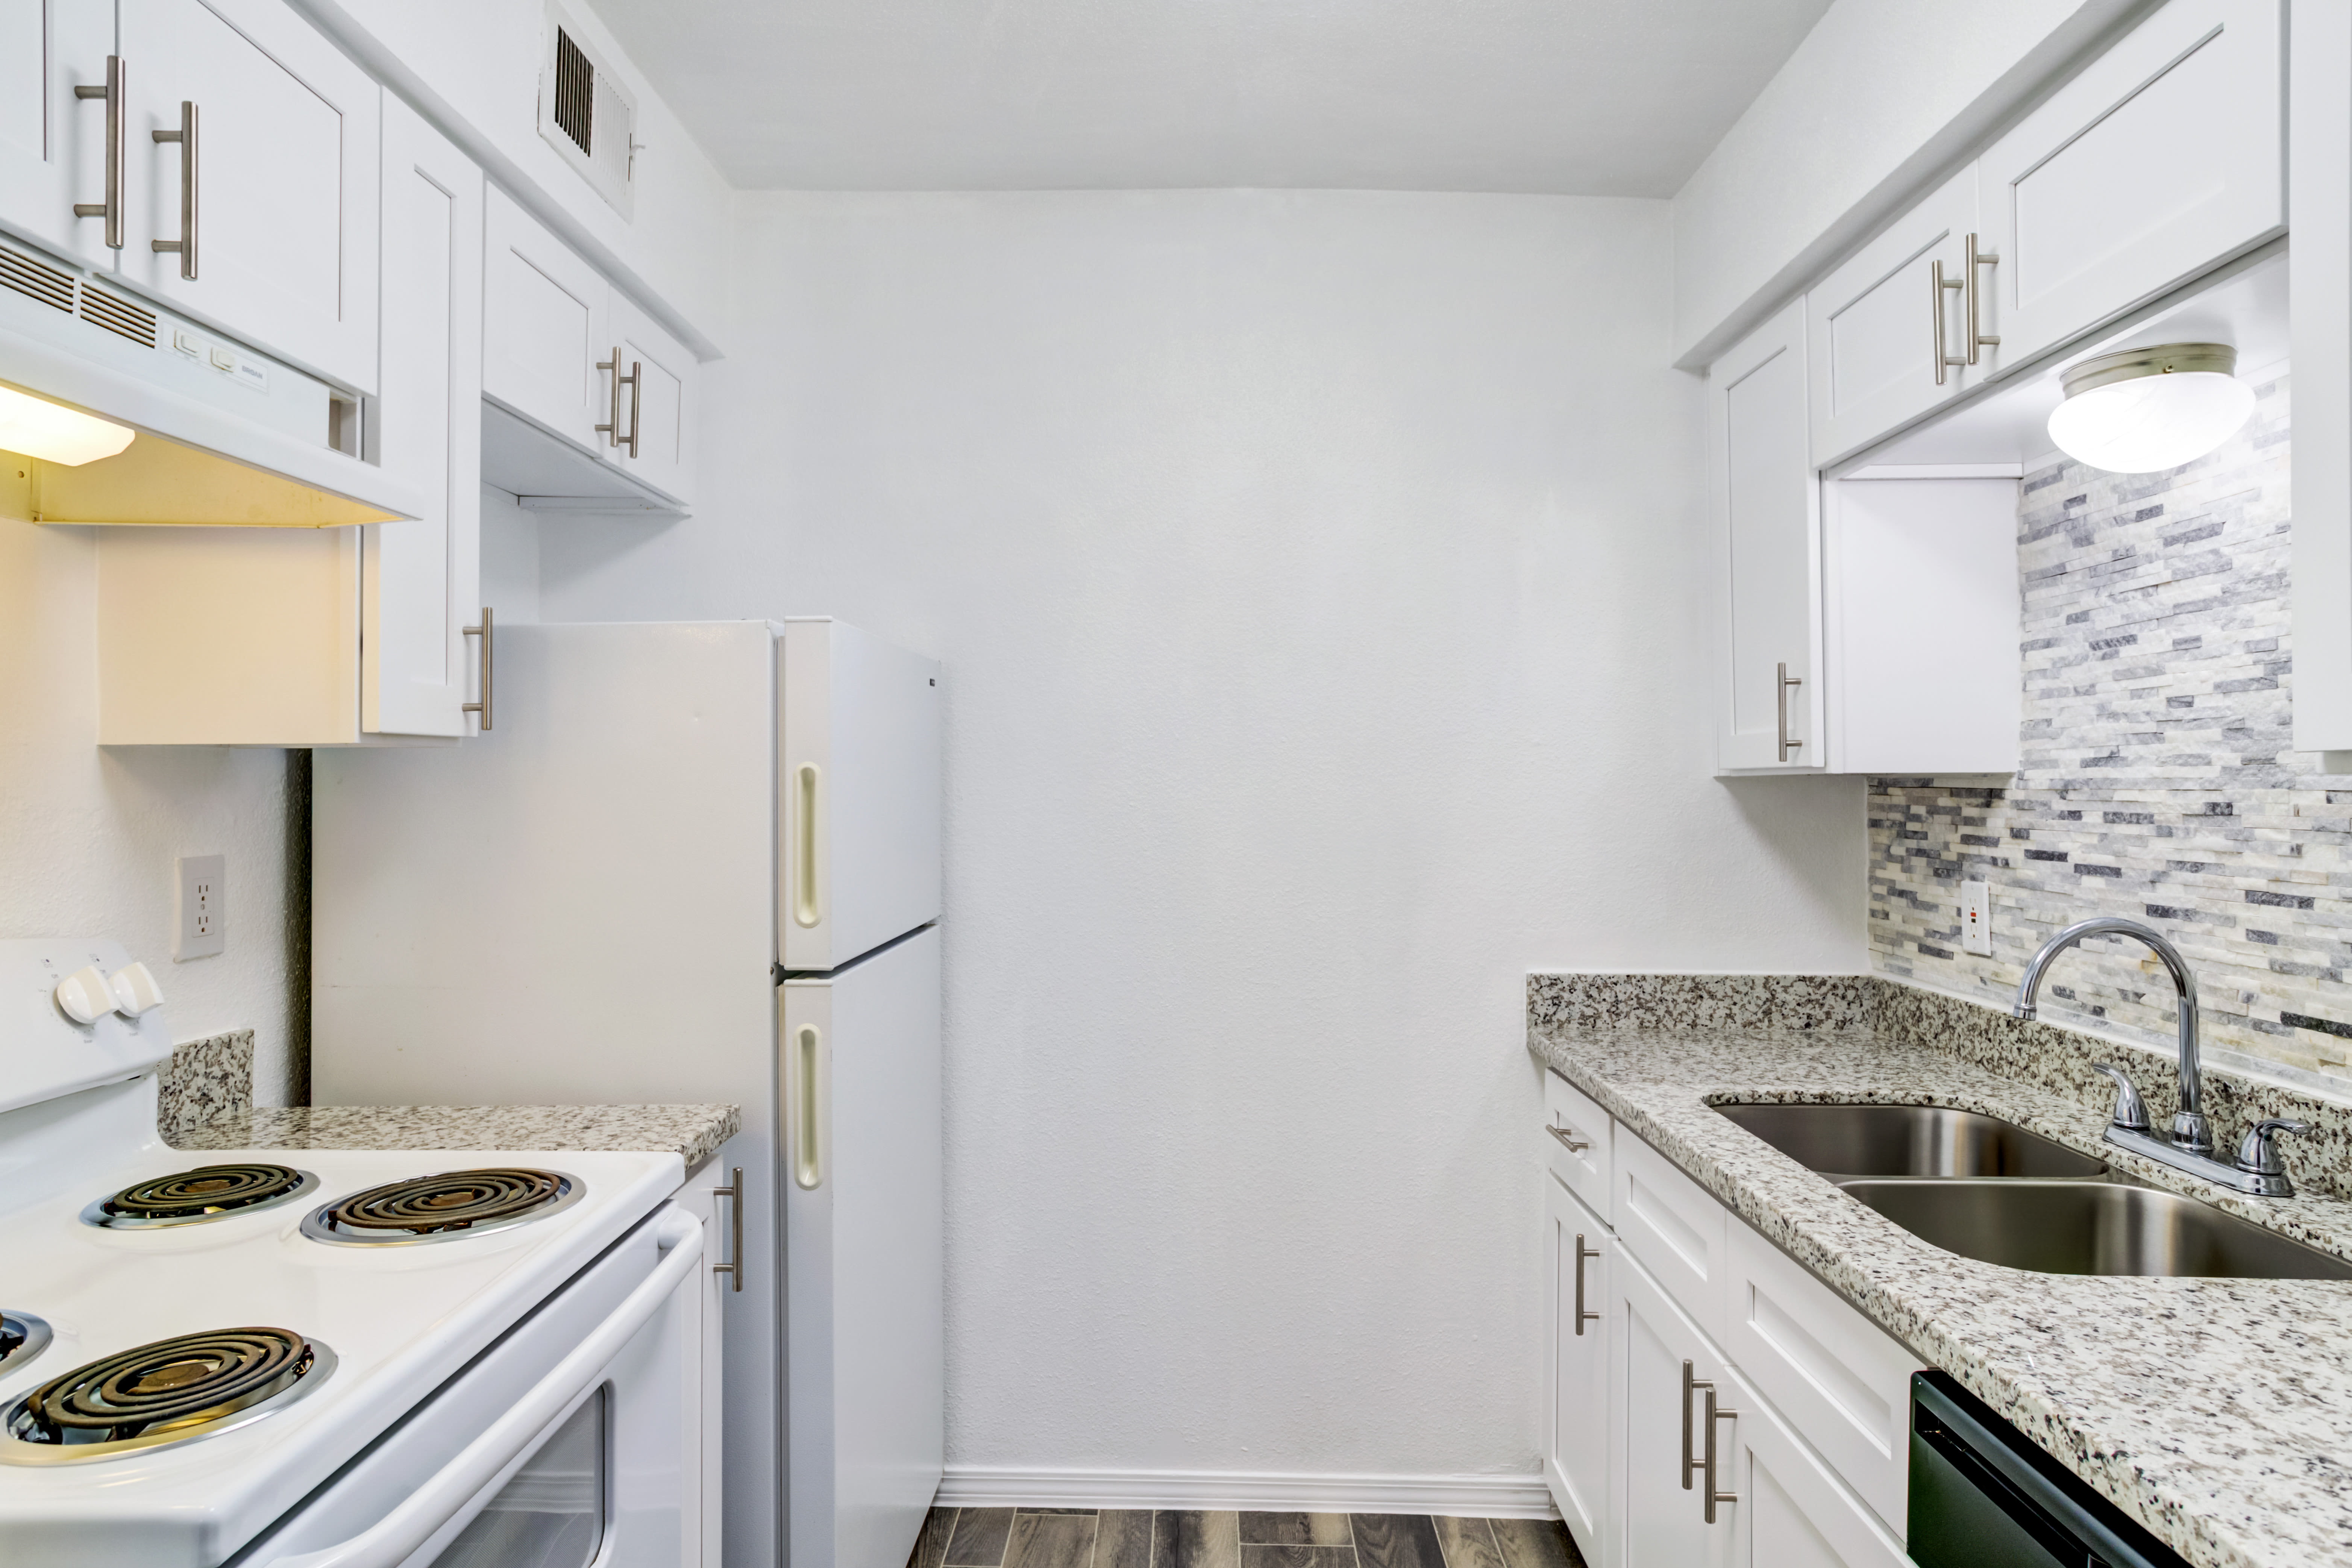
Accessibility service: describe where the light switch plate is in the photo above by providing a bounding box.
[1959,879,1993,957]
[176,854,225,960]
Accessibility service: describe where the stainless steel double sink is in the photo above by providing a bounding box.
[1714,1102,2352,1281]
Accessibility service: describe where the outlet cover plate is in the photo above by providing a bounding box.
[176,854,224,960]
[1960,879,1993,957]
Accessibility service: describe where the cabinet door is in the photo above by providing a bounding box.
[606,288,698,508]
[1544,1175,1612,1565]
[1977,0,2283,372]
[1728,1367,1909,1568]
[1711,298,1823,773]
[484,183,608,455]
[2290,0,2352,756]
[1807,169,1976,467]
[0,0,115,266]
[1615,1253,1741,1568]
[116,0,381,393]
[365,99,481,738]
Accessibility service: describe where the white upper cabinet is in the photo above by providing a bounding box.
[1808,168,1980,469]
[366,96,483,739]
[115,0,382,394]
[2292,0,2352,758]
[0,0,115,268]
[484,182,609,455]
[1976,0,2283,374]
[1711,299,1823,774]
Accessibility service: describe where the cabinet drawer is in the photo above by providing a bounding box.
[1542,1069,1611,1215]
[1727,1362,1911,1568]
[1976,0,2283,372]
[1724,1219,1922,1535]
[1611,1127,1728,1344]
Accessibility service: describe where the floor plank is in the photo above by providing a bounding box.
[1007,1512,1099,1568]
[1240,1515,1352,1547]
[1097,1510,1156,1568]
[1431,1517,1505,1568]
[910,1508,960,1568]
[1151,1510,1242,1568]
[1350,1516,1445,1568]
[1488,1517,1584,1568]
[946,1508,1018,1567]
[1241,1547,1357,1568]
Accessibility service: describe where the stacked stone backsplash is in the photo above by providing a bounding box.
[1868,373,2352,1083]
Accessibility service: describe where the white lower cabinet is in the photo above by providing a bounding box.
[1541,1109,1924,1568]
[1544,1174,1612,1563]
[694,1155,735,1568]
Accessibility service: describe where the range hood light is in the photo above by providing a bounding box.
[0,384,136,467]
[2045,343,2253,475]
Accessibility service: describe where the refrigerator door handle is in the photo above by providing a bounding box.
[792,1024,825,1189]
[793,764,823,928]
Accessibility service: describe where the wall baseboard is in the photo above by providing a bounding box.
[935,1466,1559,1519]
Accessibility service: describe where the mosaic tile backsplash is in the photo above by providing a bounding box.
[1869,375,2352,1079]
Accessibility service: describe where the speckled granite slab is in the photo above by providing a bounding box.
[156,1030,254,1135]
[169,1104,740,1169]
[1527,972,2352,1568]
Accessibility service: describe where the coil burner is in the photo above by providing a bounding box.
[0,1327,335,1463]
[0,1312,52,1375]
[301,1168,582,1247]
[83,1163,321,1230]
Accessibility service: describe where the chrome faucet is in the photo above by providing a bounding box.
[2013,915,2308,1196]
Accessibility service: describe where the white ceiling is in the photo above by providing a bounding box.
[590,0,1834,194]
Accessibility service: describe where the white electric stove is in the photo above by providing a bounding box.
[0,939,705,1568]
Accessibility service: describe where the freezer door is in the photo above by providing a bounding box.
[781,927,945,1568]
[780,619,943,971]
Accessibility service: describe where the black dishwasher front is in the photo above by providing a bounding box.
[1908,1371,2190,1568]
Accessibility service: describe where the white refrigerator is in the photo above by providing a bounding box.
[312,618,944,1568]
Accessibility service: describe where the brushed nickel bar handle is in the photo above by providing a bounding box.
[73,56,124,249]
[711,1167,743,1292]
[1545,1123,1590,1155]
[1683,1359,1706,1491]
[621,360,641,458]
[1965,232,2001,364]
[1704,1386,1739,1523]
[150,101,196,279]
[462,606,493,731]
[595,347,623,447]
[1776,662,1803,761]
[1931,256,1965,384]
[1573,1233,1601,1336]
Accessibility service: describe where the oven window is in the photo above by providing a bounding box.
[429,1385,607,1568]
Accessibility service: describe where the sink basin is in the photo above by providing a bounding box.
[1714,1102,2109,1181]
[1842,1179,2352,1279]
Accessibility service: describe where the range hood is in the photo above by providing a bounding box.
[0,235,422,527]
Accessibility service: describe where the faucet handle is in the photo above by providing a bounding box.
[2091,1063,2152,1133]
[2234,1118,2312,1178]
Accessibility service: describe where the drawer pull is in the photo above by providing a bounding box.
[1545,1123,1590,1155]
[1573,1233,1601,1336]
[1682,1360,1738,1523]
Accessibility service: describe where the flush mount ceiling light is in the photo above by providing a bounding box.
[2045,343,2253,474]
[0,384,135,467]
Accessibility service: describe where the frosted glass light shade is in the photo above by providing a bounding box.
[0,384,135,466]
[2045,344,2253,474]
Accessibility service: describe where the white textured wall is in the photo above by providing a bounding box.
[540,188,1864,1483]
[0,508,300,1102]
[1671,0,2144,366]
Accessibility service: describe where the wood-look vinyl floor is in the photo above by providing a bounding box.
[910,1510,1587,1568]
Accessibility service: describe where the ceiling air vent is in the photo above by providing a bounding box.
[538,7,636,218]
[0,243,75,314]
[79,286,156,348]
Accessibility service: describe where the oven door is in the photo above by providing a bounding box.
[229,1205,704,1568]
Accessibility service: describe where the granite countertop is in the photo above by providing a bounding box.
[170,1104,741,1170]
[1529,991,2352,1568]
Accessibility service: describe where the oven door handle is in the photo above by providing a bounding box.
[259,1209,704,1568]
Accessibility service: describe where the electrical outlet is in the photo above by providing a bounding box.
[176,855,225,960]
[1959,879,1993,957]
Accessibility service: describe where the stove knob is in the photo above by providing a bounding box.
[107,962,164,1018]
[54,966,112,1025]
